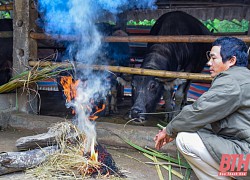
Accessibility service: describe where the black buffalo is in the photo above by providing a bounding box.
[130,11,211,123]
[0,19,13,86]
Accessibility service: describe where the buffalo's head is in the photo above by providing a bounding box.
[130,75,164,124]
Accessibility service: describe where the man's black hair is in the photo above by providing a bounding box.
[212,37,248,67]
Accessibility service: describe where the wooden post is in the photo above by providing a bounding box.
[13,0,38,113]
[247,26,250,69]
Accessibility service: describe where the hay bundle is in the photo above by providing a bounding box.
[0,62,72,93]
[25,122,118,179]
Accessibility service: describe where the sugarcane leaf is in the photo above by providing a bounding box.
[143,153,184,179]
[184,168,192,180]
[153,156,164,180]
[122,137,190,168]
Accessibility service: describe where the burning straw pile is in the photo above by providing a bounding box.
[25,122,120,179]
[0,60,121,178]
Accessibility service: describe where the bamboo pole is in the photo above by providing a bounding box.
[30,32,250,43]
[28,60,213,81]
[0,4,13,11]
[0,31,12,38]
[30,32,78,41]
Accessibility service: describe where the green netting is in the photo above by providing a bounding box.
[127,19,156,26]
[126,19,249,33]
[0,11,11,19]
[201,19,249,33]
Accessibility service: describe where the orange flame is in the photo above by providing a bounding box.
[90,138,98,162]
[60,76,106,119]
[89,103,106,121]
[60,76,80,103]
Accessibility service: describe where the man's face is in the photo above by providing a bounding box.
[207,46,234,78]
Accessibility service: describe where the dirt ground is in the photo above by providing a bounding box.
[0,127,198,180]
[0,96,198,180]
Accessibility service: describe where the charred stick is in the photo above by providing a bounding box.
[0,146,58,175]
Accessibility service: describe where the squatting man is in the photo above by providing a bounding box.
[154,37,250,180]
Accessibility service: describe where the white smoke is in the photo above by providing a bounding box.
[37,0,156,152]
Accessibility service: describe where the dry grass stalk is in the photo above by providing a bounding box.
[0,62,72,93]
[143,153,185,179]
[25,122,104,179]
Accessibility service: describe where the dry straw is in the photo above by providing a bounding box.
[25,122,105,179]
[0,61,72,93]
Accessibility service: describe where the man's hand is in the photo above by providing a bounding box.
[154,128,174,150]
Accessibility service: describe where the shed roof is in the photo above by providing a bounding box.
[1,0,249,21]
[127,0,250,21]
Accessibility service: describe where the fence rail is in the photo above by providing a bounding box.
[30,32,250,43]
[28,60,213,81]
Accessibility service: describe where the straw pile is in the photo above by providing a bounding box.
[25,122,107,179]
[0,62,72,93]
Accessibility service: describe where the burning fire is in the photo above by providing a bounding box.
[59,76,118,176]
[60,76,80,103]
[60,76,105,119]
[90,138,98,162]
[89,103,105,121]
[60,76,105,161]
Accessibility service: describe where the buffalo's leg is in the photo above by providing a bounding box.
[174,80,191,117]
[110,86,118,114]
[163,86,174,122]
[104,94,111,116]
[104,77,119,115]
